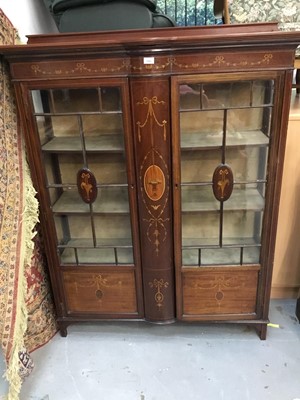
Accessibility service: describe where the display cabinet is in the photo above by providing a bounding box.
[2,23,300,339]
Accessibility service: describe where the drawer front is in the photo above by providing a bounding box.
[63,270,137,315]
[182,269,259,318]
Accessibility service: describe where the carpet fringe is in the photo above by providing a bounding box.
[5,154,39,400]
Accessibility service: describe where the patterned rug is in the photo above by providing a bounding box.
[0,9,57,400]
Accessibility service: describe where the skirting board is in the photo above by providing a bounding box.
[271,285,300,299]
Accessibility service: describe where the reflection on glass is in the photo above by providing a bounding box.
[181,186,219,211]
[226,147,268,183]
[180,110,224,148]
[202,82,252,108]
[181,149,222,183]
[182,213,220,247]
[222,210,263,245]
[179,80,274,111]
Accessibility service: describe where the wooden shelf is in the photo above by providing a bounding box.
[52,187,129,214]
[181,186,264,212]
[181,130,269,150]
[42,134,124,153]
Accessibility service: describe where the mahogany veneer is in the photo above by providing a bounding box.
[2,23,300,339]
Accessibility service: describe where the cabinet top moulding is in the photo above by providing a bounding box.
[0,23,300,60]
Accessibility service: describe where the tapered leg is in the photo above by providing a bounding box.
[296,297,300,322]
[255,323,267,340]
[58,322,68,337]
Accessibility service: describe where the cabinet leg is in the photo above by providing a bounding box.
[296,298,300,322]
[296,69,300,95]
[58,322,68,337]
[255,323,267,340]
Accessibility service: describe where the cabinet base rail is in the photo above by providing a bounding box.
[56,317,270,339]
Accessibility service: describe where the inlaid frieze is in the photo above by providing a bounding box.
[10,50,293,80]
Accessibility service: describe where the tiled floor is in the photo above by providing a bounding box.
[16,299,300,399]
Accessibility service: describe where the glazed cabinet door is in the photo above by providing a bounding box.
[172,72,282,321]
[25,79,143,320]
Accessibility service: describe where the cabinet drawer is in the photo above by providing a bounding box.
[63,270,138,315]
[182,268,259,318]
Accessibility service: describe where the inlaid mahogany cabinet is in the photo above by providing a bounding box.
[3,23,300,339]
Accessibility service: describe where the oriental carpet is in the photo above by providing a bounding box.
[0,9,56,400]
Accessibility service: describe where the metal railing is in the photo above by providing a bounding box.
[157,0,219,26]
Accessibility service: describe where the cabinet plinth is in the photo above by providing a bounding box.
[3,23,300,338]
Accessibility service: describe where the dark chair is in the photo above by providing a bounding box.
[43,0,176,32]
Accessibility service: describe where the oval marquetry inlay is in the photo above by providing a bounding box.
[215,291,224,302]
[144,164,165,201]
[77,168,98,203]
[212,164,233,202]
[95,289,103,300]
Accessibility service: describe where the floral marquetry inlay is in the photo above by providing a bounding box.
[74,274,117,302]
[75,274,110,289]
[136,96,167,142]
[77,168,98,204]
[136,95,170,255]
[30,59,131,76]
[149,278,169,308]
[193,276,242,307]
[212,164,234,202]
[140,149,170,255]
[170,53,274,69]
[28,53,276,79]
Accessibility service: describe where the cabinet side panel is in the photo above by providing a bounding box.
[130,77,175,322]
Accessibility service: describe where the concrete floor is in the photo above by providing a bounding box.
[18,299,300,400]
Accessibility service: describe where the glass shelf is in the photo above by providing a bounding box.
[181,129,269,150]
[181,186,264,212]
[52,187,130,214]
[182,237,261,266]
[58,238,133,265]
[182,236,260,247]
[182,246,260,266]
[42,134,124,153]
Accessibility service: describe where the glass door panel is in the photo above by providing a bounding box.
[182,212,220,247]
[181,149,222,182]
[179,78,274,267]
[31,86,133,265]
[180,110,224,148]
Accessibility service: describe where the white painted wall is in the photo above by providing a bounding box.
[0,0,58,43]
